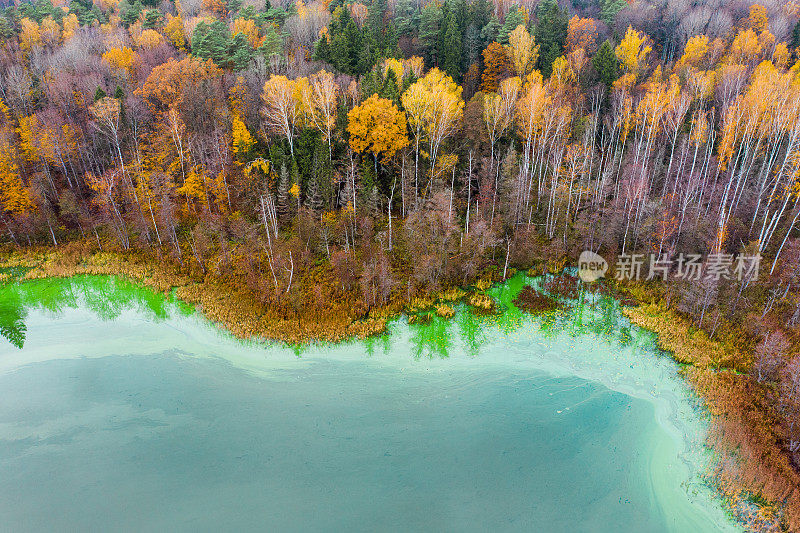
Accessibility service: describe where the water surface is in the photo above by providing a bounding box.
[0,275,739,532]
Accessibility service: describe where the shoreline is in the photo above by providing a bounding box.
[1,273,741,531]
[0,249,795,530]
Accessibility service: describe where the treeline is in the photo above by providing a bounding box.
[3,0,800,523]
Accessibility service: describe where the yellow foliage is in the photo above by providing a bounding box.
[177,167,207,205]
[747,4,769,33]
[19,18,41,55]
[506,25,539,78]
[231,17,262,48]
[382,58,404,81]
[102,46,140,76]
[401,68,464,169]
[615,26,651,79]
[163,14,186,50]
[136,29,165,49]
[677,34,708,69]
[40,16,61,47]
[347,94,409,159]
[231,113,256,157]
[62,13,79,41]
[405,56,425,78]
[729,28,760,64]
[0,141,34,216]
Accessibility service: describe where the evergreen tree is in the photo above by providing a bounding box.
[381,68,400,103]
[792,19,800,51]
[94,86,106,102]
[497,8,524,45]
[261,24,284,61]
[592,39,618,87]
[192,20,231,68]
[534,0,568,77]
[441,9,463,79]
[481,15,501,45]
[470,0,492,31]
[394,0,419,37]
[463,23,482,67]
[142,8,162,29]
[600,0,627,26]
[118,0,143,27]
[419,2,442,66]
[227,32,252,71]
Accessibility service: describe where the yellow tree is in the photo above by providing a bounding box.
[401,68,464,192]
[163,14,186,50]
[39,16,61,47]
[483,76,520,172]
[62,14,79,41]
[506,25,539,78]
[232,114,256,158]
[347,95,409,162]
[261,75,303,156]
[102,46,140,78]
[677,34,709,70]
[299,70,338,159]
[0,141,34,219]
[19,18,41,57]
[615,26,651,81]
[231,17,262,48]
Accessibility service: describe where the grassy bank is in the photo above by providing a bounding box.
[622,298,800,532]
[0,244,529,344]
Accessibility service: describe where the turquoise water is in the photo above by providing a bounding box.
[0,276,740,532]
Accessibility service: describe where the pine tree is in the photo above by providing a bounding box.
[227,32,252,71]
[419,2,442,67]
[192,20,231,68]
[592,39,618,87]
[498,9,523,45]
[441,11,462,79]
[600,0,627,26]
[534,0,567,77]
[481,15,501,45]
[381,68,400,103]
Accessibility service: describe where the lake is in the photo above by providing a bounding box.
[0,275,739,531]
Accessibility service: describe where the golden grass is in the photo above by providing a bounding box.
[623,298,798,531]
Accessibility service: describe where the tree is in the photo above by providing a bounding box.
[481,42,511,92]
[419,2,442,67]
[483,76,520,171]
[506,25,539,78]
[754,330,790,383]
[299,70,339,159]
[261,75,303,156]
[593,39,618,87]
[566,15,597,54]
[231,114,256,159]
[192,20,233,68]
[347,94,409,161]
[498,8,524,45]
[615,26,651,79]
[600,0,627,26]
[402,68,464,191]
[0,141,34,217]
[533,0,567,78]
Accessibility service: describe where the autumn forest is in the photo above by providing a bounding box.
[4,0,800,527]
